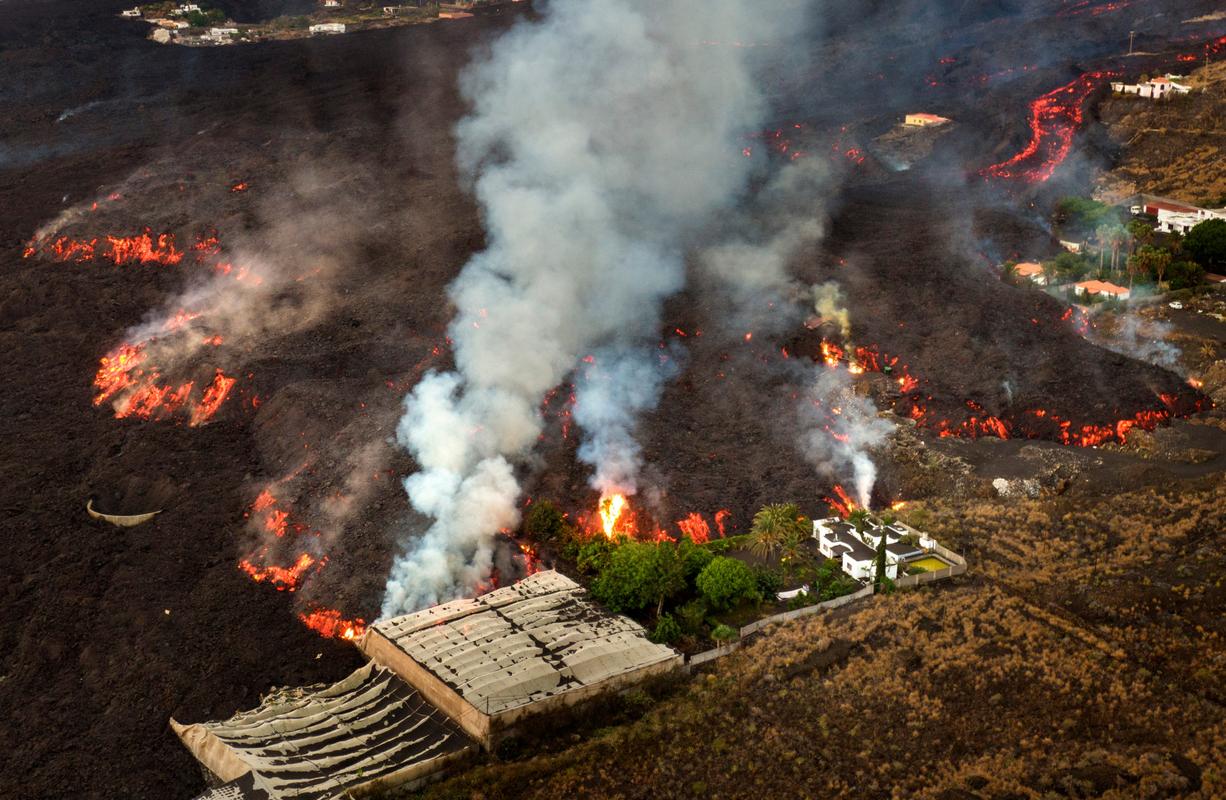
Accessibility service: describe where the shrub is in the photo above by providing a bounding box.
[696,556,760,610]
[522,500,573,543]
[577,537,612,575]
[710,624,738,642]
[753,566,783,597]
[677,599,708,636]
[651,614,681,644]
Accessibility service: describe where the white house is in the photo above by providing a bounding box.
[1111,75,1192,100]
[120,7,142,17]
[382,4,400,13]
[208,26,238,38]
[812,517,919,582]
[309,22,346,34]
[323,0,341,7]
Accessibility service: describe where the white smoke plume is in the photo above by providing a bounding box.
[382,0,809,616]
[574,344,681,496]
[797,368,893,507]
[1088,310,1182,372]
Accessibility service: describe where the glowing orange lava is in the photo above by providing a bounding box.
[981,71,1117,183]
[299,607,366,640]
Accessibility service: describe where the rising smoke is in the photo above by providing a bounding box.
[382,0,812,616]
[700,158,889,508]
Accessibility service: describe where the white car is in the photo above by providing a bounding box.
[1168,301,1183,310]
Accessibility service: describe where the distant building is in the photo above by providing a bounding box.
[1059,240,1083,254]
[1111,75,1192,100]
[904,112,951,127]
[323,0,341,6]
[120,7,142,17]
[309,22,346,33]
[1013,261,1047,285]
[383,4,400,13]
[208,26,238,38]
[1074,280,1131,301]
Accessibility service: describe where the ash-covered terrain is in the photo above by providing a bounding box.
[1,1,1224,798]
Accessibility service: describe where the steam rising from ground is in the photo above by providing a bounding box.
[798,368,893,506]
[382,0,810,616]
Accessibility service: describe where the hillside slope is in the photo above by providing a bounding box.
[407,482,1226,799]
[1095,61,1226,205]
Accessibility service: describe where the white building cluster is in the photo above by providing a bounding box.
[1110,75,1192,100]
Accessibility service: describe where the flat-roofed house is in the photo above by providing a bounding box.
[359,570,682,747]
[904,112,951,127]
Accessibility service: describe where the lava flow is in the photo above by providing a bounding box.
[298,607,366,640]
[93,341,238,426]
[810,333,1205,448]
[981,71,1116,183]
[238,489,323,592]
[23,229,184,265]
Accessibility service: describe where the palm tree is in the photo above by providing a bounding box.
[750,504,805,558]
[777,527,810,581]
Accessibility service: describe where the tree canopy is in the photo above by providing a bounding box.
[696,556,760,610]
[1185,219,1226,271]
[750,504,808,557]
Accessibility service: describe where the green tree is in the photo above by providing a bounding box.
[847,508,870,538]
[749,503,807,558]
[1127,218,1154,253]
[777,527,810,581]
[1185,219,1226,271]
[1047,251,1090,281]
[591,541,686,614]
[696,556,760,610]
[650,614,681,644]
[522,500,574,544]
[1127,245,1171,288]
[1168,260,1206,290]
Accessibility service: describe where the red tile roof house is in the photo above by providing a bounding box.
[1012,262,1047,285]
[1074,279,1131,301]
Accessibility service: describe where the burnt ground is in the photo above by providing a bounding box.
[2,1,1226,799]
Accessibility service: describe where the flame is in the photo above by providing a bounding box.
[826,484,860,518]
[599,492,629,539]
[299,607,366,640]
[238,551,318,591]
[93,343,238,425]
[676,512,711,544]
[24,228,184,265]
[890,500,907,511]
[714,508,731,537]
[189,370,237,426]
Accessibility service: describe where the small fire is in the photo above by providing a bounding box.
[890,500,907,511]
[676,512,711,544]
[714,508,731,537]
[599,492,629,539]
[93,342,238,426]
[238,551,318,591]
[299,607,366,640]
[826,484,860,518]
